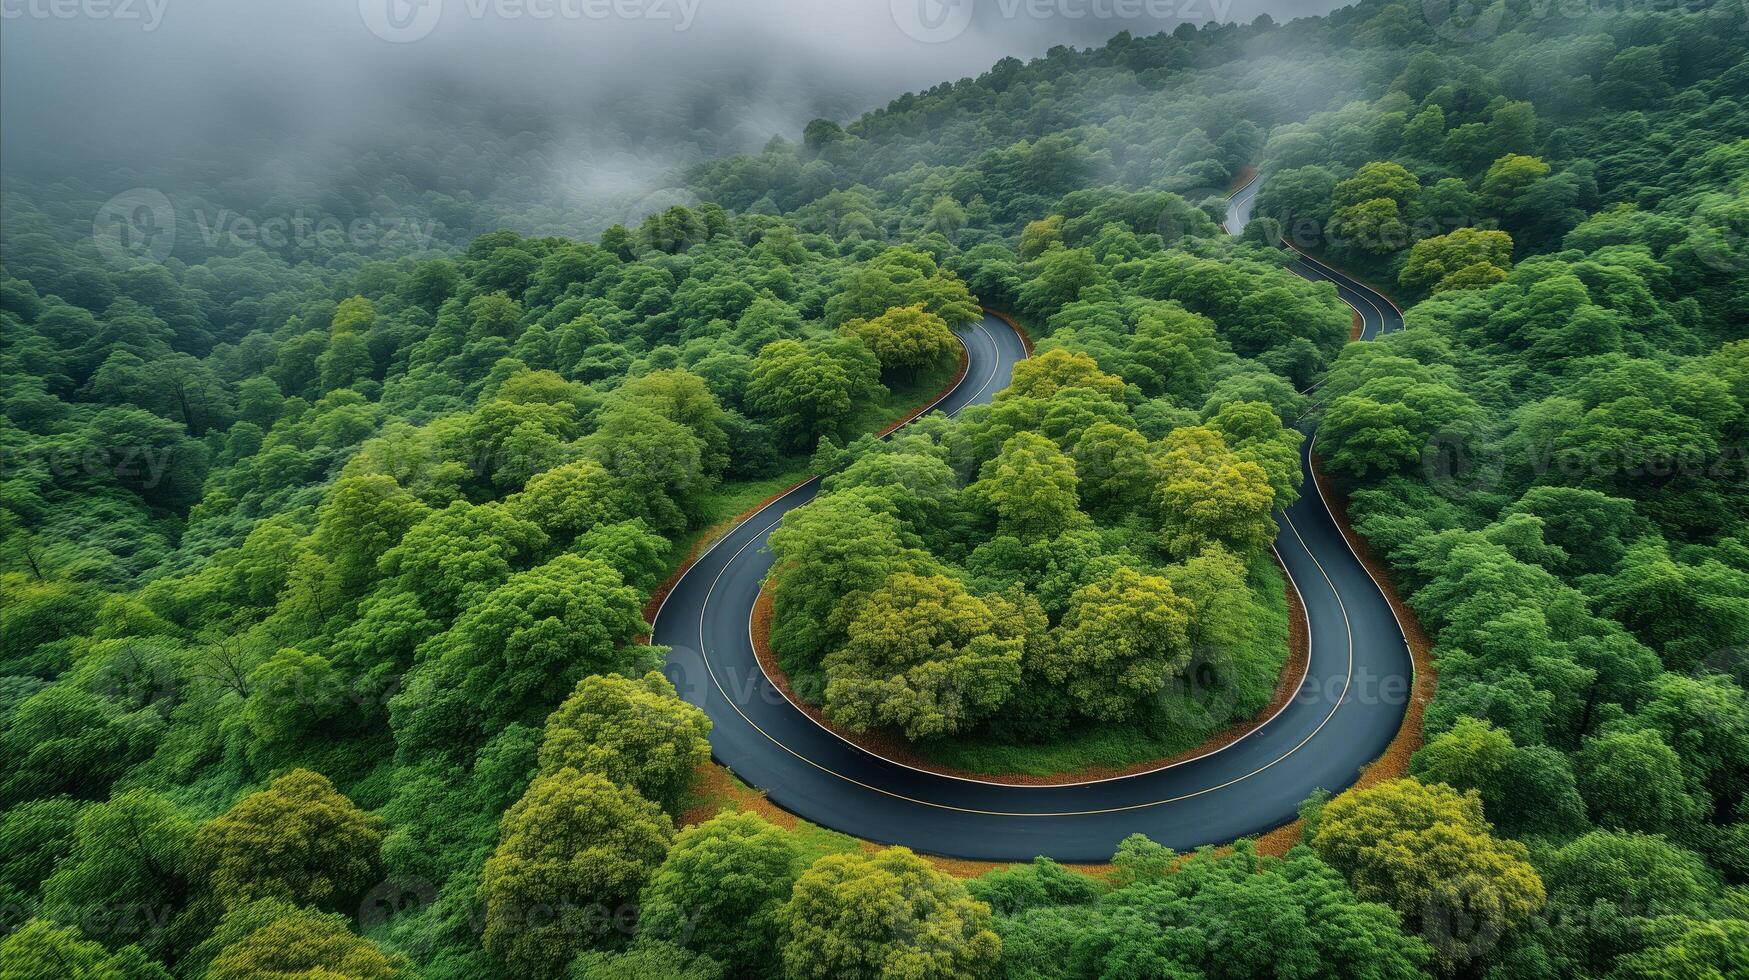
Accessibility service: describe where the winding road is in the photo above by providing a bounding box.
[651,174,1415,862]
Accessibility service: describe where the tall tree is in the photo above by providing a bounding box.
[779,847,1000,980]
[194,769,382,913]
[638,812,803,978]
[536,671,710,814]
[478,769,673,978]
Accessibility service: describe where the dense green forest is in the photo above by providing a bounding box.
[3,1,1747,977]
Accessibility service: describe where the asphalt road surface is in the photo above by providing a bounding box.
[650,176,1414,862]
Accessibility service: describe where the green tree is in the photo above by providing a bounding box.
[1311,779,1545,967]
[970,432,1083,541]
[479,768,673,978]
[311,474,428,596]
[767,488,927,668]
[0,685,140,804]
[0,797,81,918]
[378,500,549,620]
[1410,717,1586,838]
[40,790,193,954]
[747,338,885,449]
[1053,843,1430,980]
[779,846,1000,980]
[585,402,710,536]
[1017,247,1105,323]
[1070,421,1154,518]
[1319,371,1479,478]
[1576,728,1703,835]
[412,554,650,734]
[1637,671,1749,798]
[639,811,803,977]
[1543,831,1718,918]
[824,248,980,328]
[0,919,169,980]
[1043,567,1194,721]
[841,305,960,379]
[194,769,382,912]
[1611,917,1749,980]
[1253,165,1337,241]
[536,671,710,814]
[241,647,346,750]
[824,572,1033,739]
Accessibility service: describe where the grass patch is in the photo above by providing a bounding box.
[912,558,1292,777]
[680,764,864,863]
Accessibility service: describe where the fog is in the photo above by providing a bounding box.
[2,0,1351,218]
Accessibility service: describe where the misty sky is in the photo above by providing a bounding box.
[2,0,1352,202]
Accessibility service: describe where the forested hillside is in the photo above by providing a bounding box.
[2,1,1746,978]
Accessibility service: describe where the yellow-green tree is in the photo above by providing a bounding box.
[823,572,1035,738]
[778,846,1000,980]
[1311,779,1545,968]
[479,768,673,978]
[536,671,710,814]
[1330,161,1420,254]
[203,901,407,980]
[998,348,1125,404]
[1153,426,1277,559]
[841,304,960,379]
[1043,567,1194,721]
[1019,215,1064,259]
[195,769,382,912]
[1399,227,1514,294]
[970,432,1082,541]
